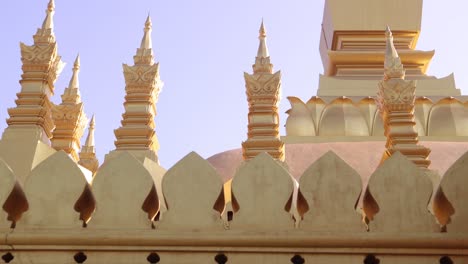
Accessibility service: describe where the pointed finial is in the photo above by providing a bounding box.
[74,53,80,67]
[41,0,55,30]
[257,19,269,58]
[89,114,95,130]
[384,26,405,79]
[68,54,80,89]
[61,53,82,104]
[84,115,96,148]
[79,114,99,174]
[259,18,266,38]
[140,14,153,50]
[385,26,399,62]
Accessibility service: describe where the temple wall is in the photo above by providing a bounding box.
[1,150,468,263]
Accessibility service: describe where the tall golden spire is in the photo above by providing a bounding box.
[140,15,152,50]
[242,21,285,162]
[112,15,163,163]
[377,26,430,168]
[79,115,99,175]
[62,54,81,104]
[6,0,64,141]
[51,53,88,161]
[383,26,404,80]
[34,0,57,44]
[84,115,96,149]
[134,14,154,66]
[0,0,64,182]
[253,20,273,74]
[41,0,55,31]
[256,20,269,58]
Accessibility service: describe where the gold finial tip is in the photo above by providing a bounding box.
[145,14,152,29]
[47,0,55,11]
[90,114,95,127]
[139,14,153,50]
[259,19,266,37]
[385,25,392,37]
[74,54,80,67]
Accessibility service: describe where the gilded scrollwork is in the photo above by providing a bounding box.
[20,43,56,65]
[123,64,159,86]
[51,103,85,121]
[244,71,281,97]
[378,79,416,106]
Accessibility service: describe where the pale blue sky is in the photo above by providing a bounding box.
[1,0,467,168]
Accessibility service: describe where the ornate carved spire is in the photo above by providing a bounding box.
[51,53,88,161]
[383,26,405,80]
[42,0,55,30]
[4,0,64,143]
[79,115,99,175]
[84,115,96,149]
[62,54,81,104]
[377,27,430,168]
[253,20,273,74]
[242,21,285,162]
[112,16,163,163]
[34,0,56,44]
[134,14,154,66]
[257,20,269,58]
[140,14,152,50]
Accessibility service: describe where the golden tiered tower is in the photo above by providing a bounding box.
[242,21,285,161]
[112,15,163,163]
[0,0,65,182]
[0,1,468,263]
[51,54,88,161]
[377,27,431,168]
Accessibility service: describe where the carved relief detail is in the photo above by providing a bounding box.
[20,42,64,86]
[242,22,284,162]
[377,79,416,110]
[376,27,430,168]
[245,72,281,98]
[51,103,88,161]
[123,63,159,87]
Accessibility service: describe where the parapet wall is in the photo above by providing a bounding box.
[1,149,467,263]
[286,96,468,138]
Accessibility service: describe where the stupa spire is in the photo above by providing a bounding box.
[111,15,163,163]
[242,21,285,162]
[34,0,57,44]
[41,0,55,31]
[377,26,430,168]
[257,19,269,58]
[61,54,81,104]
[84,114,95,148]
[5,0,64,141]
[383,26,405,80]
[253,20,273,74]
[69,54,80,88]
[134,15,154,65]
[79,115,99,175]
[51,53,88,161]
[0,0,64,182]
[140,14,152,50]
